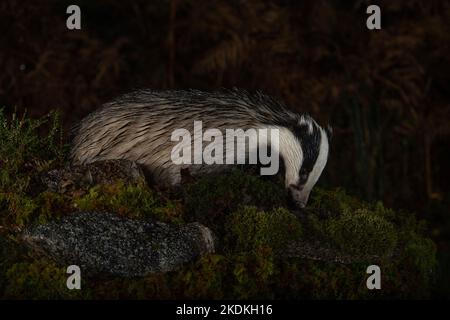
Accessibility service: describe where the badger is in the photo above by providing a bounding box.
[70,89,331,208]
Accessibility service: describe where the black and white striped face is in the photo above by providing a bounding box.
[287,119,331,208]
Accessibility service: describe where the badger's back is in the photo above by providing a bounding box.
[70,89,305,186]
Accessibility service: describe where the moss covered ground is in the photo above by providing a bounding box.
[0,110,439,299]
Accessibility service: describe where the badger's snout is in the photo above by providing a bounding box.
[289,185,310,208]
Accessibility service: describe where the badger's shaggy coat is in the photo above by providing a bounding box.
[70,89,330,207]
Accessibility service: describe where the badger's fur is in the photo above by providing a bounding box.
[70,89,331,207]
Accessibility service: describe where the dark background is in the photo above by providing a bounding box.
[1,0,449,291]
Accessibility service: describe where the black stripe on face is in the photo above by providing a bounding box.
[292,122,321,176]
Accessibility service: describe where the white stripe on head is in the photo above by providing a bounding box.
[272,126,303,187]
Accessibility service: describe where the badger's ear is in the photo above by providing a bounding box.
[325,124,333,142]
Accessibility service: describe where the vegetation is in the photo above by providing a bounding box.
[0,111,439,299]
[0,109,65,231]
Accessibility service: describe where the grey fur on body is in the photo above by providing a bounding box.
[70,89,331,207]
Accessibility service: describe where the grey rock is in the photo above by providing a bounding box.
[22,211,215,276]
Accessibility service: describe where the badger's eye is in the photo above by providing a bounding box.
[299,168,309,183]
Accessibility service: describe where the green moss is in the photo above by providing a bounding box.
[35,191,74,224]
[185,168,287,227]
[87,255,229,300]
[230,247,276,299]
[2,177,184,228]
[0,193,37,228]
[275,260,379,299]
[173,254,227,299]
[326,210,397,256]
[226,206,301,254]
[305,188,402,257]
[3,258,90,299]
[403,235,436,278]
[308,187,365,214]
[73,181,184,223]
[0,190,74,229]
[91,273,171,299]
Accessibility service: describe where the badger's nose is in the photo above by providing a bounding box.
[297,201,306,208]
[288,185,309,208]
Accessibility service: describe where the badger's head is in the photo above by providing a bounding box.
[280,116,332,208]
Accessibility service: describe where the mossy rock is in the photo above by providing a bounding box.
[5,182,436,299]
[325,210,397,256]
[2,178,437,299]
[226,206,301,254]
[303,188,421,259]
[40,159,147,196]
[184,168,287,231]
[73,181,184,223]
[307,187,364,214]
